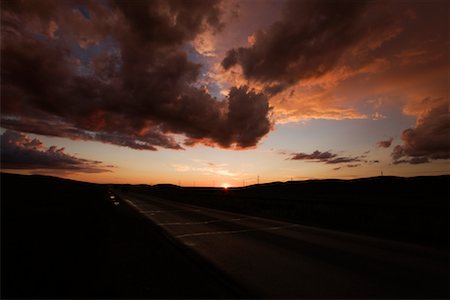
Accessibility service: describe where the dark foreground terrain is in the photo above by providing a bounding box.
[1,173,449,299]
[119,191,448,298]
[127,175,450,249]
[1,173,242,299]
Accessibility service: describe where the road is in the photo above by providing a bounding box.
[117,191,448,298]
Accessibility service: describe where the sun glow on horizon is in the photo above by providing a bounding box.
[222,183,231,189]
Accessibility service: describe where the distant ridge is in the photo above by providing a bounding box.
[2,172,448,188]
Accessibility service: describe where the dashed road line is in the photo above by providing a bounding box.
[157,217,258,226]
[176,224,299,239]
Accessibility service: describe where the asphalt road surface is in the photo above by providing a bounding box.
[118,191,448,299]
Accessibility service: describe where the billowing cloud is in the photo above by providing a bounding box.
[176,86,271,149]
[377,138,393,148]
[217,0,399,122]
[1,130,113,173]
[1,0,272,150]
[218,0,447,126]
[221,0,397,91]
[392,99,450,164]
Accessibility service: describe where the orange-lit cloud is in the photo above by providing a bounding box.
[392,99,449,164]
[219,0,447,135]
[193,30,217,57]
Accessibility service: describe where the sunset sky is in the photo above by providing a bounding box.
[1,0,448,186]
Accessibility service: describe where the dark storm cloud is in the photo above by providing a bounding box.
[113,0,223,44]
[377,138,393,148]
[391,100,450,164]
[1,130,112,173]
[221,0,395,91]
[1,0,271,150]
[158,85,271,149]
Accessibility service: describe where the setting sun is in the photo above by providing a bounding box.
[222,183,231,190]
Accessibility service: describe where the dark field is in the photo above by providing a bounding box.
[1,173,449,299]
[1,173,242,299]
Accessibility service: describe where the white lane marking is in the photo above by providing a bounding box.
[128,195,297,228]
[176,224,299,238]
[158,217,258,226]
[125,198,300,240]
[123,199,202,214]
[124,199,139,209]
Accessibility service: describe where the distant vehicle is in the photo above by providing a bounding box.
[108,190,120,206]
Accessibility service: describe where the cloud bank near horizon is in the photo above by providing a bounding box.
[1,130,113,173]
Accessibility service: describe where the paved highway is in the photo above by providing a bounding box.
[117,191,448,298]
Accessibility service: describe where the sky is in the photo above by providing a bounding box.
[1,0,449,186]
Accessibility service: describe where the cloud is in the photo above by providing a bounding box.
[2,0,447,157]
[391,99,450,164]
[177,86,272,149]
[325,157,362,165]
[0,116,181,151]
[218,0,447,127]
[217,0,400,123]
[1,130,113,173]
[193,30,217,57]
[1,0,272,150]
[377,138,393,148]
[221,0,397,90]
[346,164,361,168]
[290,150,362,165]
[291,150,336,161]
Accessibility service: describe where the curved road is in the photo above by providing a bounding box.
[118,191,448,298]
